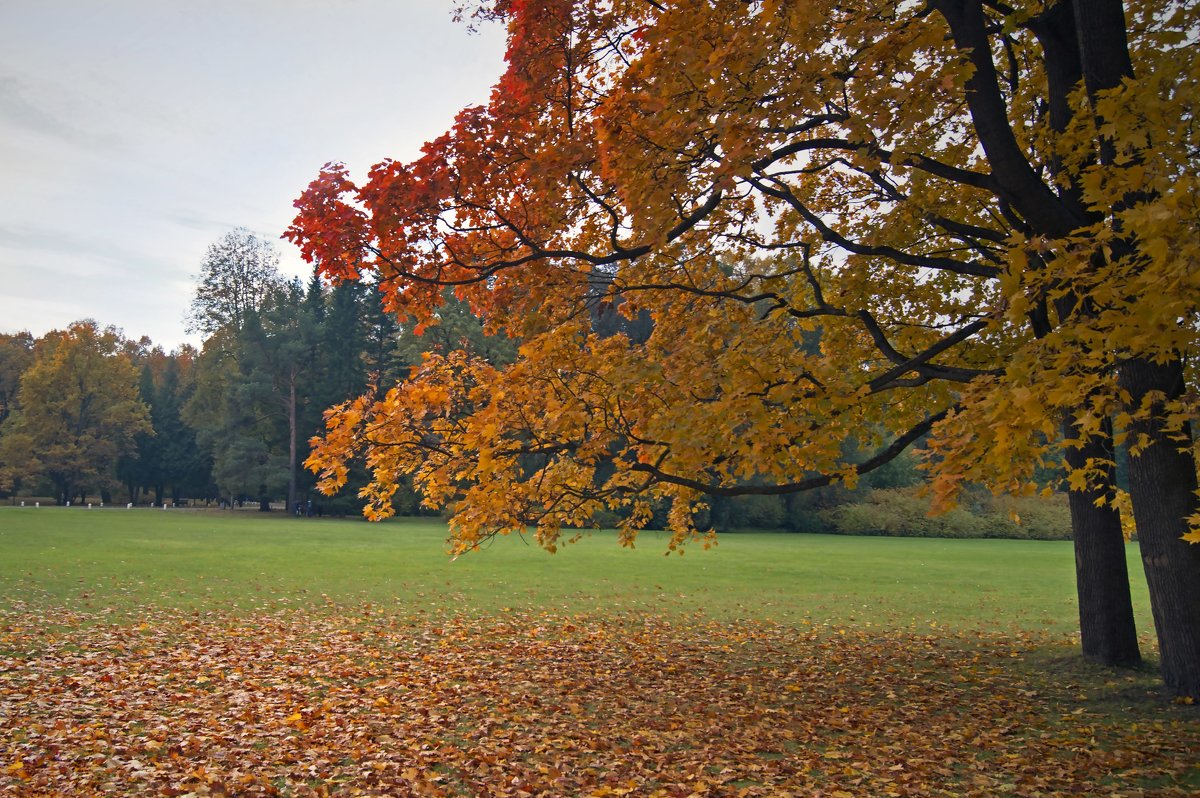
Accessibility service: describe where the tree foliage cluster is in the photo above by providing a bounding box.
[0,323,151,505]
[286,0,1200,694]
[11,228,919,524]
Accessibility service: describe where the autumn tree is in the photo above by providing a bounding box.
[0,321,151,504]
[289,2,1198,692]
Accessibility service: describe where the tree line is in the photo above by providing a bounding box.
[0,228,514,514]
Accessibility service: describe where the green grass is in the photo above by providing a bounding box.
[0,505,1153,636]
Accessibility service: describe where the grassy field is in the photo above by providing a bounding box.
[0,505,1152,634]
[3,506,1195,797]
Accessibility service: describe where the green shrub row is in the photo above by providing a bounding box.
[815,487,1073,540]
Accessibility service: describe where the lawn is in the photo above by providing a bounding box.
[0,506,1152,632]
[1,507,1195,796]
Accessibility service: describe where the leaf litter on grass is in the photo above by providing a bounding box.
[1,607,1196,797]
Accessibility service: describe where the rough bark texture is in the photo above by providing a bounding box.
[1063,426,1141,667]
[1070,0,1133,102]
[1120,357,1200,696]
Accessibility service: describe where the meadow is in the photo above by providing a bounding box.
[1,507,1195,796]
[0,506,1149,630]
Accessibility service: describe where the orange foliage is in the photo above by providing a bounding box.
[288,1,1199,551]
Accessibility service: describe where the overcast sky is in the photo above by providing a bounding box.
[0,1,506,350]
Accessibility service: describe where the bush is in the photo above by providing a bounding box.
[985,492,1074,540]
[819,487,1072,540]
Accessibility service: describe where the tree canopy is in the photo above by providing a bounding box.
[290,0,1197,544]
[287,0,1200,693]
[0,321,151,503]
[187,227,284,338]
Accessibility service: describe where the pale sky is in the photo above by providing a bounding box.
[0,0,507,350]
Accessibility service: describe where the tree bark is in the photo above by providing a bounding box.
[287,371,298,516]
[1062,421,1141,666]
[1120,356,1200,696]
[942,0,1171,681]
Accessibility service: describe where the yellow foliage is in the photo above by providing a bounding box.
[287,0,1200,550]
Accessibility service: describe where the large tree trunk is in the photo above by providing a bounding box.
[1120,356,1200,696]
[1063,421,1141,666]
[1025,3,1142,669]
[1064,0,1200,691]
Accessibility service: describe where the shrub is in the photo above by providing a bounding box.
[819,487,1072,540]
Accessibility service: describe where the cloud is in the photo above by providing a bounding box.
[0,224,153,277]
[0,1,507,349]
[0,74,124,154]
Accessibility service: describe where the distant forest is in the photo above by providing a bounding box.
[0,229,515,516]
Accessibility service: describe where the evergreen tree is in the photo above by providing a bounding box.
[361,281,406,388]
[395,288,517,368]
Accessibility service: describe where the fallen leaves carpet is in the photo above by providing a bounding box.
[2,609,1196,796]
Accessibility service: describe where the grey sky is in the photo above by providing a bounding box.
[0,1,506,349]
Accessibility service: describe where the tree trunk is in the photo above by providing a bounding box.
[1062,421,1141,666]
[1120,356,1200,696]
[287,371,298,516]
